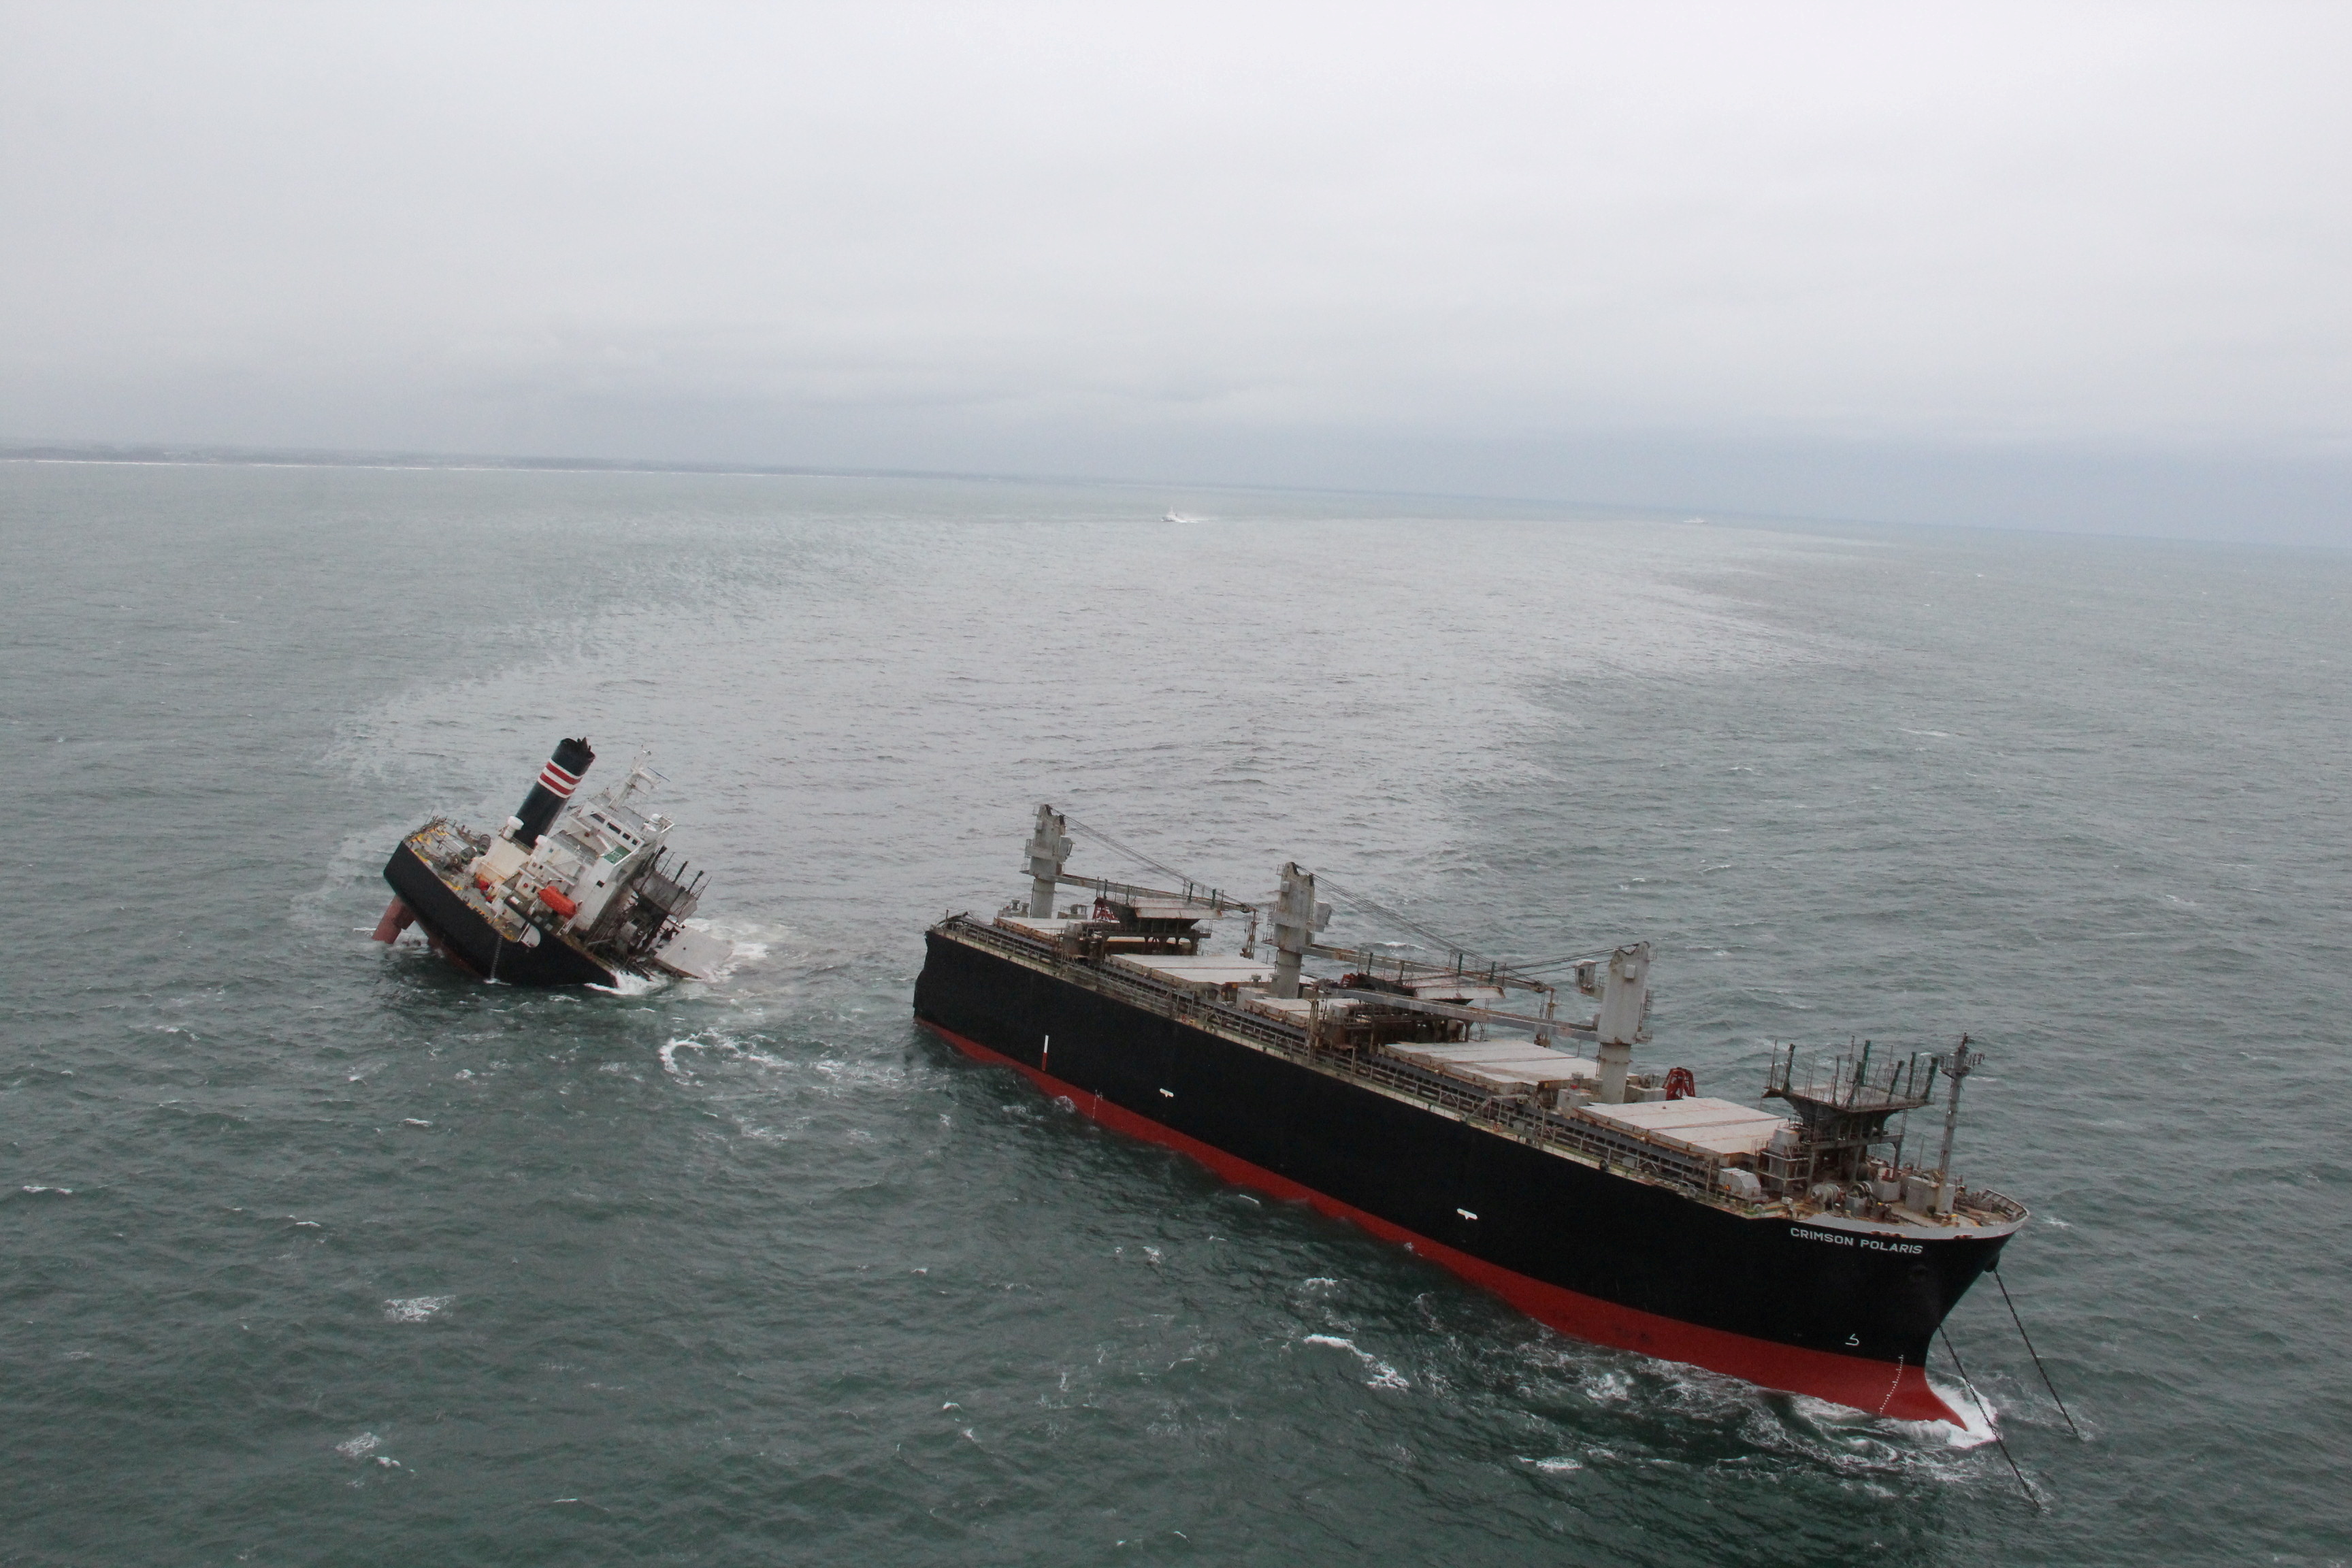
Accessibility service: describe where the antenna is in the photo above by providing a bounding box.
[1935,1034,1983,1193]
[606,749,664,808]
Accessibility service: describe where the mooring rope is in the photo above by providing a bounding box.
[1991,1261,2081,1437]
[1939,1324,2042,1511]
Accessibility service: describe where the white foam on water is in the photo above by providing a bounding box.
[1303,1333,1409,1390]
[1737,1375,2012,1499]
[684,916,791,970]
[1517,1455,1584,1473]
[589,969,668,998]
[658,1032,788,1079]
[1581,1369,1635,1404]
[1513,1337,2007,1480]
[383,1295,453,1323]
[335,1433,380,1460]
[18,1186,74,1196]
[1912,1378,2001,1448]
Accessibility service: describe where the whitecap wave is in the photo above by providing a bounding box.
[1580,1368,1634,1404]
[1303,1333,1409,1390]
[383,1295,453,1323]
[659,1032,789,1079]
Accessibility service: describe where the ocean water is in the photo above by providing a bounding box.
[2,460,2345,1566]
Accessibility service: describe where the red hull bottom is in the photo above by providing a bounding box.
[371,898,416,944]
[923,1019,1964,1426]
[373,894,481,978]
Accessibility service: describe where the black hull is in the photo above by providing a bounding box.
[914,924,2015,1422]
[382,840,617,987]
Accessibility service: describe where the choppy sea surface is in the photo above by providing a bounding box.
[3,461,2346,1566]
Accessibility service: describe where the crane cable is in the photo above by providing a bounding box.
[1063,817,1592,979]
[1311,872,1490,964]
[1062,815,1224,902]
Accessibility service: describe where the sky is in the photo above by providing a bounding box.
[4,2,2348,541]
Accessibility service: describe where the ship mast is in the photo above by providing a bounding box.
[1592,943,1651,1103]
[1270,862,1328,999]
[1026,804,1073,919]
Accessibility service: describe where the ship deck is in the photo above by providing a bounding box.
[940,913,2027,1239]
[405,820,537,943]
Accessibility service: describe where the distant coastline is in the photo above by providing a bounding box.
[0,438,1005,485]
[0,440,1689,524]
[13,438,2327,550]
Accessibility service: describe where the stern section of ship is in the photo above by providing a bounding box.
[383,832,616,987]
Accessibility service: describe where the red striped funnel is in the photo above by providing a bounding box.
[510,736,593,847]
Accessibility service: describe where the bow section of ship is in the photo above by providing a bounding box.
[914,806,2028,1424]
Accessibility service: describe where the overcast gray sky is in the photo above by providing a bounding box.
[5,2,2347,539]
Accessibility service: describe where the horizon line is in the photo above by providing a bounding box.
[3,438,2336,553]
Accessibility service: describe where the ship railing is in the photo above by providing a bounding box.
[938,915,1746,1206]
[945,915,1311,1052]
[1961,1186,2029,1222]
[1765,1039,1936,1114]
[1334,1050,1727,1194]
